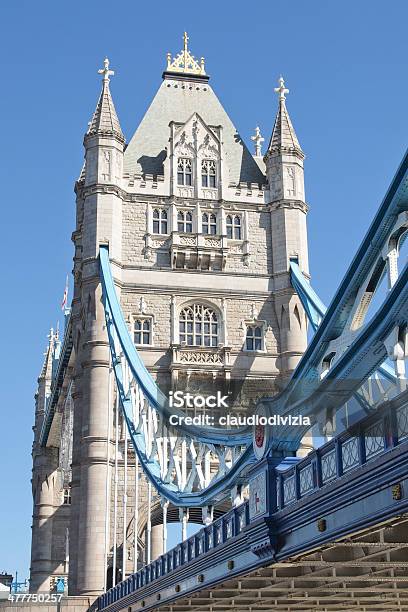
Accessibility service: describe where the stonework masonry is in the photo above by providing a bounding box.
[30,38,310,600]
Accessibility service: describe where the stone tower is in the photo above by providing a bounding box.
[30,329,71,593]
[264,76,309,381]
[30,35,309,597]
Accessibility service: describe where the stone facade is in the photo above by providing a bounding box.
[30,37,310,598]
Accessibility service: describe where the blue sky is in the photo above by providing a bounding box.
[1,0,408,581]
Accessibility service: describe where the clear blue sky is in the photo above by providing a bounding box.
[1,0,407,581]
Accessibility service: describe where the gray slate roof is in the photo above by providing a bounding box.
[267,99,302,155]
[87,80,125,142]
[124,79,266,186]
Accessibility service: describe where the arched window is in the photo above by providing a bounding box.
[177,158,193,186]
[152,209,168,234]
[134,319,152,345]
[202,213,217,235]
[246,325,263,351]
[179,304,219,347]
[178,210,193,233]
[201,159,217,188]
[226,215,242,240]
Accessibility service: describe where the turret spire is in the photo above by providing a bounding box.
[86,57,124,142]
[251,126,264,157]
[265,76,303,158]
[39,328,57,379]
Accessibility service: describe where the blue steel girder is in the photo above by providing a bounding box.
[289,260,326,332]
[260,261,408,451]
[101,248,258,506]
[96,393,408,612]
[290,259,397,422]
[291,150,408,384]
[256,150,408,453]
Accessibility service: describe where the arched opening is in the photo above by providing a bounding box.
[179,303,219,347]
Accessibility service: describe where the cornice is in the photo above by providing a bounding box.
[77,183,271,211]
[120,283,273,300]
[268,199,309,213]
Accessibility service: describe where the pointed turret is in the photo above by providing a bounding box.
[264,76,305,204]
[86,58,125,143]
[78,57,125,261]
[267,78,303,156]
[39,328,57,382]
[82,58,125,191]
[35,327,59,436]
[266,77,309,379]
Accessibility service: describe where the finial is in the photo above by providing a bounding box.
[275,76,289,101]
[251,126,264,157]
[47,327,55,346]
[183,31,189,52]
[183,32,189,71]
[165,33,206,76]
[98,57,114,83]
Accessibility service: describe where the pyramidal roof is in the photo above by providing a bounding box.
[124,79,265,185]
[87,58,125,142]
[266,77,303,157]
[124,35,265,186]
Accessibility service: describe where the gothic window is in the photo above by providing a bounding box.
[202,213,217,235]
[134,319,152,346]
[179,304,219,347]
[152,209,168,235]
[178,210,193,233]
[63,488,71,505]
[246,325,263,351]
[201,159,217,188]
[226,215,242,240]
[177,158,193,186]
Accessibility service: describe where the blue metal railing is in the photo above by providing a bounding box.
[277,397,408,508]
[99,502,250,609]
[98,393,408,610]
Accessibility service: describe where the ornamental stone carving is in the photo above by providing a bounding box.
[198,134,219,160]
[175,131,195,158]
[179,351,223,365]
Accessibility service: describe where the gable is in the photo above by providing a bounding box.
[124,79,265,186]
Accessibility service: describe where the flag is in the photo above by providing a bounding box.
[61,275,69,311]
